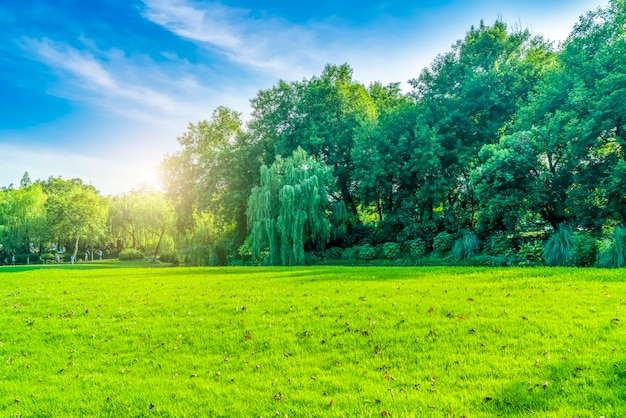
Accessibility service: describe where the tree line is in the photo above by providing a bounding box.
[2,1,625,267]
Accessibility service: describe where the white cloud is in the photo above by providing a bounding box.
[22,38,196,123]
[141,0,329,79]
[142,0,244,50]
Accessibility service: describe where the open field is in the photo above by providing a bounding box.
[0,264,624,417]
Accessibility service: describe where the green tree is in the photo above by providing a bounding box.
[0,183,48,256]
[246,147,341,265]
[43,178,107,262]
[160,107,259,260]
[411,21,553,230]
[249,64,376,216]
[352,83,442,225]
[504,0,626,231]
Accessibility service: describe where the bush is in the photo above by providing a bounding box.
[570,231,598,267]
[340,247,359,261]
[15,253,40,264]
[433,232,454,256]
[543,225,573,266]
[357,244,377,261]
[399,221,438,248]
[405,239,426,259]
[452,230,480,261]
[516,241,543,266]
[321,247,344,260]
[485,233,515,257]
[597,226,626,268]
[374,218,402,245]
[159,251,179,265]
[118,249,145,261]
[381,242,401,260]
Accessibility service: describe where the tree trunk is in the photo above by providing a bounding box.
[152,229,165,262]
[72,236,80,264]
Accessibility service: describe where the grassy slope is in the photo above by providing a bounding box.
[0,264,624,417]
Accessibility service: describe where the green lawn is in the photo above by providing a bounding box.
[0,263,624,417]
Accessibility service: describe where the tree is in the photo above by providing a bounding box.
[249,64,377,216]
[411,21,554,231]
[352,83,442,225]
[0,183,48,256]
[246,147,342,265]
[501,0,626,232]
[160,107,259,260]
[43,178,107,262]
[108,186,174,261]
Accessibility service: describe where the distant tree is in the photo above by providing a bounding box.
[43,178,107,262]
[0,183,48,255]
[160,107,259,259]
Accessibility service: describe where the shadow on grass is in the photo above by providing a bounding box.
[0,260,175,273]
[480,357,626,416]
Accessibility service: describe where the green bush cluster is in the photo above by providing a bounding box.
[118,249,145,261]
[381,242,401,260]
[405,239,427,258]
[292,224,626,268]
[159,251,180,265]
[433,232,454,256]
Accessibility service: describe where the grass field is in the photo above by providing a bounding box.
[0,263,624,417]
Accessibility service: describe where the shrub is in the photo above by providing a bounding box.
[516,241,543,266]
[597,226,626,268]
[485,233,514,257]
[16,253,40,264]
[357,244,377,261]
[543,225,573,266]
[340,247,359,261]
[321,247,343,260]
[118,249,145,261]
[452,230,480,261]
[399,221,438,248]
[405,239,426,259]
[433,232,454,256]
[374,218,402,245]
[570,231,598,267]
[381,242,401,260]
[159,251,179,265]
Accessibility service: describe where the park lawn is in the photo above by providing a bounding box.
[0,264,624,417]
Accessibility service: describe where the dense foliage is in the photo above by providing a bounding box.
[2,1,625,267]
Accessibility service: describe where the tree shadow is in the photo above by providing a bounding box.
[480,357,626,416]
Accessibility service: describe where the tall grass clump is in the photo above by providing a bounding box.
[543,224,573,266]
[597,225,626,268]
[451,229,480,260]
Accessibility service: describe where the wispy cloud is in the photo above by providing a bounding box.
[140,0,330,78]
[21,37,198,123]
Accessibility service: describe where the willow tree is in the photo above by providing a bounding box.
[246,147,341,265]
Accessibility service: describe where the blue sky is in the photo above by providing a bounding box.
[0,0,608,195]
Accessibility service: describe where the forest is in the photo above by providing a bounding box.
[1,1,625,268]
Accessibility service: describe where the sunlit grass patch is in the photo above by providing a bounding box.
[0,266,624,416]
